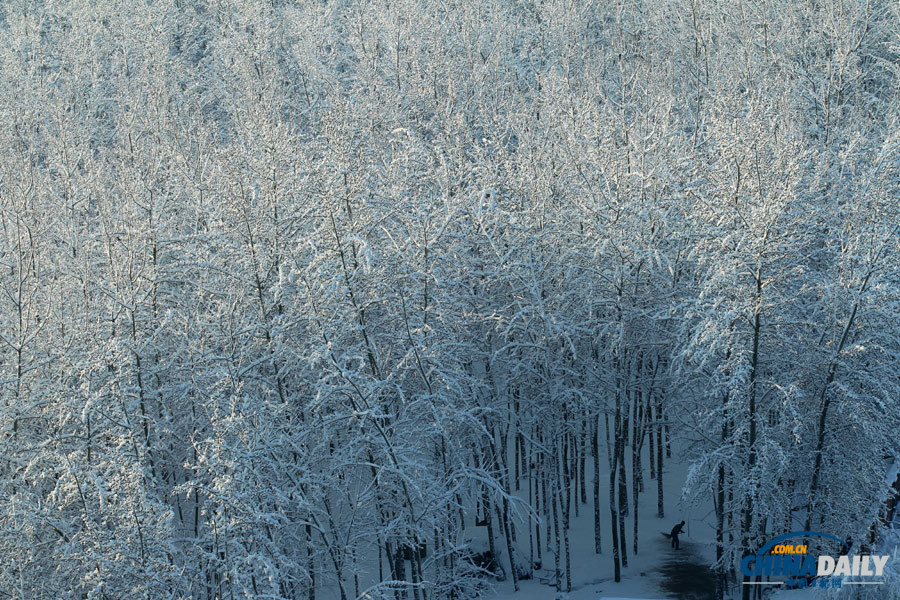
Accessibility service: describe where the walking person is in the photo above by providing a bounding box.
[670,520,686,550]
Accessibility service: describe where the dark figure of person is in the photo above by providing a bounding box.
[671,520,686,550]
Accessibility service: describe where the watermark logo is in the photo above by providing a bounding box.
[740,531,889,589]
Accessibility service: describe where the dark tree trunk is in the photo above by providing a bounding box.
[593,415,602,554]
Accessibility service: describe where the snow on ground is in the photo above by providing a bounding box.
[483,440,721,600]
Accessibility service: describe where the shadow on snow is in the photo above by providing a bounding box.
[655,536,718,600]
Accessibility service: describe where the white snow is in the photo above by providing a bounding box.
[485,441,718,599]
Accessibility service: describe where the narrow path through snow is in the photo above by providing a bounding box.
[654,534,717,600]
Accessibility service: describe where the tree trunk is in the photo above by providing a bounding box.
[561,437,572,592]
[610,429,621,582]
[648,397,656,480]
[741,268,762,600]
[593,415,602,554]
[716,396,728,600]
[656,394,665,518]
[552,452,562,592]
[563,432,573,522]
[491,430,518,592]
[579,416,587,506]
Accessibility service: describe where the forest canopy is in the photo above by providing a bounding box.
[0,0,898,599]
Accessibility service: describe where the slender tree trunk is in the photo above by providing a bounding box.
[479,451,499,582]
[532,426,542,567]
[540,430,551,550]
[610,428,621,582]
[308,524,315,600]
[656,394,665,518]
[618,441,628,568]
[593,414,602,554]
[742,268,762,600]
[514,426,521,492]
[605,412,614,470]
[514,395,521,492]
[561,437,572,592]
[563,432,573,522]
[619,407,629,518]
[632,403,641,556]
[520,429,527,492]
[579,417,587,506]
[528,451,535,570]
[664,409,672,458]
[491,430,518,592]
[648,397,656,480]
[394,546,407,600]
[571,432,579,518]
[716,396,728,600]
[433,527,441,596]
[552,452,562,592]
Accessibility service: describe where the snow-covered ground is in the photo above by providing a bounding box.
[480,442,725,600]
[477,439,882,600]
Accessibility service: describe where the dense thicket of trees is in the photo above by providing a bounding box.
[1,1,899,599]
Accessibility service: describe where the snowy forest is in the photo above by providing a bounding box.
[1,0,899,599]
